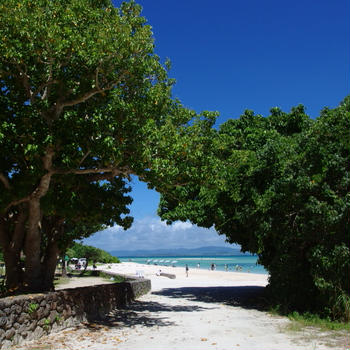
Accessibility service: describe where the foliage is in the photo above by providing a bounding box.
[66,242,119,264]
[287,311,350,332]
[0,279,6,298]
[27,303,39,314]
[158,98,350,321]
[0,0,214,292]
[99,272,125,283]
[45,176,134,253]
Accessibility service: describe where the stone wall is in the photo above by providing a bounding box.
[0,274,151,349]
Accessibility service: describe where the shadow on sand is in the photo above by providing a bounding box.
[90,299,213,329]
[153,285,268,311]
[89,285,267,330]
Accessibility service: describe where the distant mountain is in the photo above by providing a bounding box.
[109,246,250,257]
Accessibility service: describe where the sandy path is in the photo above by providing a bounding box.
[17,263,348,350]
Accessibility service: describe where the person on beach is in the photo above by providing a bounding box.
[197,263,200,269]
[185,264,189,277]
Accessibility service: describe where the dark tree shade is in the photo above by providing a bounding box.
[158,97,350,321]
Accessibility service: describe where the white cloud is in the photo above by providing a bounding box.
[82,216,233,252]
[171,221,193,231]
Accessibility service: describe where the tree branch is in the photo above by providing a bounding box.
[78,150,91,167]
[0,173,10,190]
[4,196,31,214]
[42,147,55,171]
[95,67,100,90]
[3,147,55,213]
[54,87,100,117]
[10,205,28,251]
[34,80,58,102]
[52,69,129,119]
[55,166,132,177]
[15,63,33,100]
[0,216,10,249]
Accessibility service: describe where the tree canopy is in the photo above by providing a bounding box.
[0,0,214,292]
[159,98,350,320]
[66,242,119,264]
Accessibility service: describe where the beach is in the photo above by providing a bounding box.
[119,255,267,274]
[102,261,269,291]
[16,262,348,350]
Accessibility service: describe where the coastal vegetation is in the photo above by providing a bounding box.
[0,0,213,293]
[286,311,350,332]
[0,0,348,324]
[66,242,120,264]
[158,97,350,321]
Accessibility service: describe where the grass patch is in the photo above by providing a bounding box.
[53,270,125,287]
[287,311,350,332]
[53,276,71,287]
[99,272,125,283]
[283,311,350,349]
[68,269,96,277]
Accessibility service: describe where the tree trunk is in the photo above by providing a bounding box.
[41,240,59,291]
[3,249,23,293]
[23,199,42,291]
[61,253,68,278]
[40,215,65,290]
[0,207,27,293]
[79,258,89,277]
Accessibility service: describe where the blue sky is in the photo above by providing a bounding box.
[83,0,349,252]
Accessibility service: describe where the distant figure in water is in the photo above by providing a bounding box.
[197,263,200,269]
[225,264,228,272]
[185,264,189,277]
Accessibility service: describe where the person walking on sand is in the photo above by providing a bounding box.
[185,264,189,277]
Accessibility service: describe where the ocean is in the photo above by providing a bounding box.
[119,255,267,274]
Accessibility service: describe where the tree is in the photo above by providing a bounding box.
[38,176,132,289]
[0,0,198,292]
[158,99,350,320]
[66,242,119,264]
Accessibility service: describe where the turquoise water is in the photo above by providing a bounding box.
[119,255,267,274]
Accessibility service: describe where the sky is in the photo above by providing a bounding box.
[83,0,349,252]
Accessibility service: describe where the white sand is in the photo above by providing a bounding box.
[102,262,269,290]
[16,262,348,350]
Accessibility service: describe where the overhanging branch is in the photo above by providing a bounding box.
[0,173,10,190]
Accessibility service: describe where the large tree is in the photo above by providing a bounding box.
[0,0,203,292]
[159,98,350,320]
